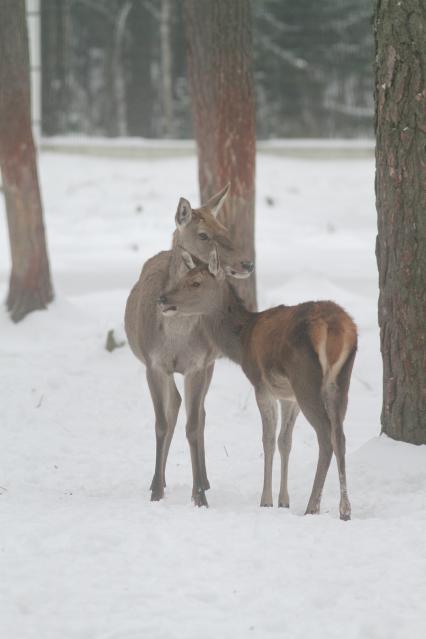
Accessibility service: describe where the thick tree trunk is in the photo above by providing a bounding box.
[185,0,257,310]
[375,0,426,444]
[0,0,53,322]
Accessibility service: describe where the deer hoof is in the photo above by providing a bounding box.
[150,477,166,491]
[193,489,209,508]
[150,483,164,501]
[278,502,289,509]
[340,513,351,521]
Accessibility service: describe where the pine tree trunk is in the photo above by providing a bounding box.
[0,0,53,322]
[127,2,154,137]
[112,1,132,137]
[160,0,174,138]
[185,0,257,310]
[41,1,72,135]
[375,0,426,444]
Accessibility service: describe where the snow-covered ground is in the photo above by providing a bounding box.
[1,151,426,639]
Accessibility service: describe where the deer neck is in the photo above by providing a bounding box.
[207,282,254,365]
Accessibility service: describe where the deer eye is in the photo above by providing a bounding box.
[198,233,209,240]
[192,281,201,287]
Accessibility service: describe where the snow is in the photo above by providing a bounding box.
[1,151,426,639]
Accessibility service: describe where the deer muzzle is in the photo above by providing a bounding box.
[225,260,255,279]
[157,294,177,316]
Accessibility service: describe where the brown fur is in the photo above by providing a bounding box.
[125,185,254,507]
[160,259,358,518]
[243,301,357,391]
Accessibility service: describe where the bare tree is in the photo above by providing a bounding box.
[375,0,426,444]
[185,0,257,309]
[0,0,53,322]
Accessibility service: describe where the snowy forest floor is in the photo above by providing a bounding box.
[1,152,426,639]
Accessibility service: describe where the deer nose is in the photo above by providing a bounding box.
[241,261,254,273]
[158,294,168,305]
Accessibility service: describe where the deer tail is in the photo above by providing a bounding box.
[309,316,357,390]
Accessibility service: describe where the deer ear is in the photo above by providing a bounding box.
[176,197,192,228]
[208,246,220,277]
[181,250,196,270]
[202,183,230,218]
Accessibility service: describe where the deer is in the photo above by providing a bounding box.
[124,184,254,507]
[158,247,358,520]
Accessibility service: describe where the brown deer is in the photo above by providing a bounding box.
[158,248,357,520]
[124,185,254,507]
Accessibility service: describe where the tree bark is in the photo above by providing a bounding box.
[375,0,426,444]
[185,0,257,310]
[0,0,53,322]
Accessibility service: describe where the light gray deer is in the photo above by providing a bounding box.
[158,248,357,520]
[124,185,254,506]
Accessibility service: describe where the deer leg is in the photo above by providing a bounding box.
[161,377,182,488]
[277,401,299,508]
[291,373,334,516]
[197,363,215,491]
[304,430,333,515]
[184,368,213,507]
[255,387,278,507]
[323,383,351,521]
[146,366,177,501]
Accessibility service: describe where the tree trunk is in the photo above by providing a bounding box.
[160,0,174,138]
[0,0,53,322]
[375,0,426,444]
[112,1,132,137]
[185,0,257,310]
[41,0,72,135]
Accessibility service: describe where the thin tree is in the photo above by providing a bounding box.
[185,0,257,309]
[375,0,426,444]
[0,0,53,322]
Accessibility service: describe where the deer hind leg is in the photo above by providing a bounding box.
[323,381,351,521]
[291,370,333,516]
[277,400,299,508]
[255,387,278,507]
[146,366,181,501]
[305,427,333,515]
[184,367,214,507]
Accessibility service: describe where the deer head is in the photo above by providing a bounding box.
[175,183,254,279]
[158,247,224,317]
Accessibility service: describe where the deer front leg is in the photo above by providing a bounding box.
[184,367,213,507]
[196,363,215,491]
[255,388,278,507]
[146,366,179,501]
[277,401,299,508]
[161,378,182,488]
